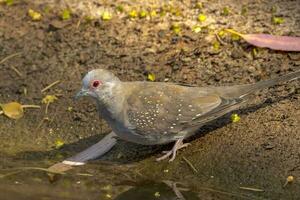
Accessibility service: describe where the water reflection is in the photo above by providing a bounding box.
[114,181,198,200]
[0,166,261,200]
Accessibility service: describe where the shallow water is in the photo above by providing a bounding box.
[0,160,263,200]
[1,0,300,199]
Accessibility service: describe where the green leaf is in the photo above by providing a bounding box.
[5,0,14,6]
[61,9,71,20]
[272,16,284,25]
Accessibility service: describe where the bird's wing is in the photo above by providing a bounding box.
[124,70,300,141]
[125,82,232,140]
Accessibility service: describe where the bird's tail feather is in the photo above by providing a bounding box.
[63,131,117,166]
[214,70,300,99]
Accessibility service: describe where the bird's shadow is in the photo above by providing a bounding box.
[13,91,298,164]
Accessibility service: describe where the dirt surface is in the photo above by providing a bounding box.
[0,0,300,199]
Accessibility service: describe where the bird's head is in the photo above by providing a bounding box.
[75,69,121,100]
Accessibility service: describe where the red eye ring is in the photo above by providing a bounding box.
[91,80,101,88]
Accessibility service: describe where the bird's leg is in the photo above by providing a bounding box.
[163,180,189,200]
[156,138,190,162]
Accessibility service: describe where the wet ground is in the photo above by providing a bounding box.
[0,0,300,199]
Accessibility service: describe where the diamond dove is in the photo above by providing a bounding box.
[72,69,300,162]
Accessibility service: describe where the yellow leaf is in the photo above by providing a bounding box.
[252,48,258,56]
[231,34,240,41]
[171,23,181,35]
[218,30,225,37]
[272,16,284,25]
[197,14,207,22]
[28,9,42,21]
[150,10,157,17]
[102,11,112,21]
[224,29,242,41]
[129,10,138,18]
[42,95,58,104]
[54,139,65,149]
[213,41,220,50]
[139,10,147,18]
[61,9,71,20]
[231,113,241,123]
[147,73,156,81]
[0,102,24,119]
[154,192,160,198]
[192,25,202,33]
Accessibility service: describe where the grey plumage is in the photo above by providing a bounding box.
[72,69,299,162]
[63,131,117,166]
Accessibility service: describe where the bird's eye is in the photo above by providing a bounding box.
[91,80,101,88]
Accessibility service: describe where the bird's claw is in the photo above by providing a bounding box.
[156,139,190,162]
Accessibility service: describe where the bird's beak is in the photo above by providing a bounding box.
[74,89,89,100]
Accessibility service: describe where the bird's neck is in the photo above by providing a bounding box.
[96,82,125,121]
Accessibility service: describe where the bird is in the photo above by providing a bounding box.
[73,68,300,163]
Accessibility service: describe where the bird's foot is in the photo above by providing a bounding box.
[163,180,189,200]
[156,139,190,162]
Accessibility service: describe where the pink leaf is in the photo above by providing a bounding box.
[226,29,300,51]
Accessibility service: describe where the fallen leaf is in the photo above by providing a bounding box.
[272,16,284,25]
[102,11,112,21]
[218,30,225,37]
[197,14,207,22]
[225,29,300,51]
[154,192,160,198]
[150,10,157,17]
[147,73,156,81]
[252,48,258,57]
[0,102,24,119]
[42,95,58,104]
[61,9,71,20]
[42,95,58,114]
[28,9,42,21]
[128,10,138,18]
[213,41,220,50]
[171,23,181,35]
[192,25,202,33]
[231,113,240,123]
[54,139,65,149]
[139,10,147,18]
